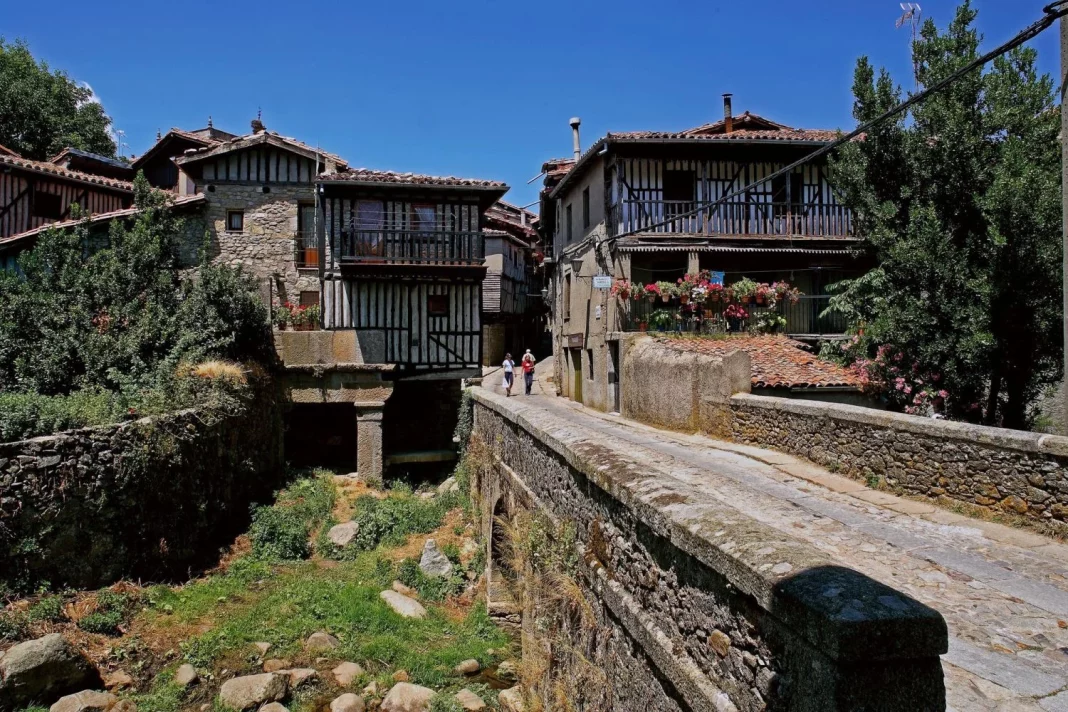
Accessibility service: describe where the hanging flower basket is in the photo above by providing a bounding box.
[680,294,690,304]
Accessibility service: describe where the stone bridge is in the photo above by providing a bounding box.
[469,383,1068,712]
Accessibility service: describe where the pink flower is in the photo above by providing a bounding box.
[938,390,949,399]
[904,385,912,395]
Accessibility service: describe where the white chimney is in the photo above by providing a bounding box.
[569,117,582,160]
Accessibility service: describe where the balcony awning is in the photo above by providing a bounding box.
[616,242,856,255]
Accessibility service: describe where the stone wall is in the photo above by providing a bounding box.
[0,382,285,590]
[729,394,1068,528]
[204,184,319,306]
[471,387,948,712]
[621,335,751,434]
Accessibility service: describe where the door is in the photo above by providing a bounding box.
[571,348,583,403]
[297,203,318,268]
[608,341,620,413]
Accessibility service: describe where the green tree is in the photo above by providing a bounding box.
[0,38,117,160]
[827,1,1061,429]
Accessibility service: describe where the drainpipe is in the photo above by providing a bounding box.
[570,117,582,160]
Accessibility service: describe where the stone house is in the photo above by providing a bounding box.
[538,97,872,413]
[481,201,544,365]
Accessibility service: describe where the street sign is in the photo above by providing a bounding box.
[593,274,613,289]
[566,333,584,348]
[708,271,725,286]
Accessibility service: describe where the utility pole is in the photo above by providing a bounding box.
[1062,14,1068,433]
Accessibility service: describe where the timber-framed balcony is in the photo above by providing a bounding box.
[337,229,485,266]
[611,200,855,238]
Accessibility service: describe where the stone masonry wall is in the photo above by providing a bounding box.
[0,382,285,590]
[729,394,1068,528]
[205,184,319,306]
[471,387,948,712]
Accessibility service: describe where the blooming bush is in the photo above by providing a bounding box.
[841,340,951,415]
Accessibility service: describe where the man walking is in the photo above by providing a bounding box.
[502,353,515,397]
[521,349,536,396]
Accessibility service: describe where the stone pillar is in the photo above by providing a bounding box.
[354,402,385,488]
[686,251,701,276]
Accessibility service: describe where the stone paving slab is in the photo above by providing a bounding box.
[519,392,1068,711]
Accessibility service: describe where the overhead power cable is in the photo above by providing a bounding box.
[608,1,1068,243]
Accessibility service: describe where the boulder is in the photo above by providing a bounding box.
[262,659,291,673]
[455,689,486,711]
[260,705,288,712]
[454,659,480,676]
[49,691,119,712]
[328,521,360,548]
[284,668,317,689]
[391,580,416,597]
[498,687,526,712]
[0,634,102,710]
[391,670,409,683]
[418,539,452,578]
[379,591,427,619]
[333,661,366,686]
[173,663,198,687]
[330,693,365,712]
[217,673,287,710]
[437,477,458,495]
[304,630,340,652]
[496,660,518,682]
[381,683,435,712]
[103,670,134,691]
[252,642,272,656]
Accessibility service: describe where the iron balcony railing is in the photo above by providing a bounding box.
[620,294,847,337]
[612,200,855,238]
[338,229,485,265]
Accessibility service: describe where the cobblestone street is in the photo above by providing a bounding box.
[494,370,1068,712]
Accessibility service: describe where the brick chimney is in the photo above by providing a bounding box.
[723,94,733,134]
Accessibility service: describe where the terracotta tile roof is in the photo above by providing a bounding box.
[658,335,862,389]
[0,194,205,250]
[541,157,576,177]
[319,167,506,189]
[175,130,348,169]
[485,200,537,240]
[610,112,839,143]
[0,153,134,191]
[0,143,20,157]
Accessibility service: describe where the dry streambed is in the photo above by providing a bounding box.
[0,469,522,712]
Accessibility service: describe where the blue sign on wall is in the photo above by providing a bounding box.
[708,271,725,286]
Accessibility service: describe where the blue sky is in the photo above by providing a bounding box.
[2,0,1059,207]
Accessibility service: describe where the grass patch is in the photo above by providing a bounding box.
[330,486,463,555]
[78,589,141,636]
[396,558,464,603]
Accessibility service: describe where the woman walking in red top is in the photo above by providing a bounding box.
[521,349,536,395]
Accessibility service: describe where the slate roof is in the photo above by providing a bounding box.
[658,335,862,389]
[0,153,134,191]
[49,147,131,170]
[319,168,506,189]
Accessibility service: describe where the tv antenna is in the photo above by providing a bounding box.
[897,3,922,88]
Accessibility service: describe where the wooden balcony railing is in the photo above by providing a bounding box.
[337,229,485,265]
[612,200,855,238]
[621,295,848,337]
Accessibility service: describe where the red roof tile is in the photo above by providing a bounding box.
[0,153,134,191]
[610,112,839,143]
[175,130,348,169]
[320,167,506,189]
[0,143,19,157]
[485,200,537,240]
[657,335,862,389]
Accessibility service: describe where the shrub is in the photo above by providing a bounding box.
[396,558,463,603]
[347,489,462,552]
[249,473,336,560]
[77,589,139,636]
[27,595,65,623]
[0,611,28,642]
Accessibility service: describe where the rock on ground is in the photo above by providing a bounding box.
[333,661,366,686]
[262,659,291,673]
[0,634,103,710]
[379,591,427,619]
[103,670,134,690]
[454,659,480,676]
[253,642,272,656]
[437,476,458,495]
[283,668,317,689]
[496,660,518,682]
[455,689,486,711]
[49,690,119,712]
[173,663,198,687]
[260,704,289,712]
[391,580,416,597]
[328,521,360,547]
[330,693,366,712]
[418,539,452,578]
[217,673,288,710]
[381,682,435,712]
[498,687,526,712]
[304,630,340,652]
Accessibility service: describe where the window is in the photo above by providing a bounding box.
[428,293,448,316]
[566,204,573,243]
[353,200,384,256]
[299,291,320,307]
[663,170,696,203]
[563,272,572,320]
[32,189,63,220]
[582,187,590,229]
[226,210,244,232]
[411,203,437,232]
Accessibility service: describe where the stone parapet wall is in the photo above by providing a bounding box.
[729,394,1068,526]
[470,387,948,712]
[0,383,284,590]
